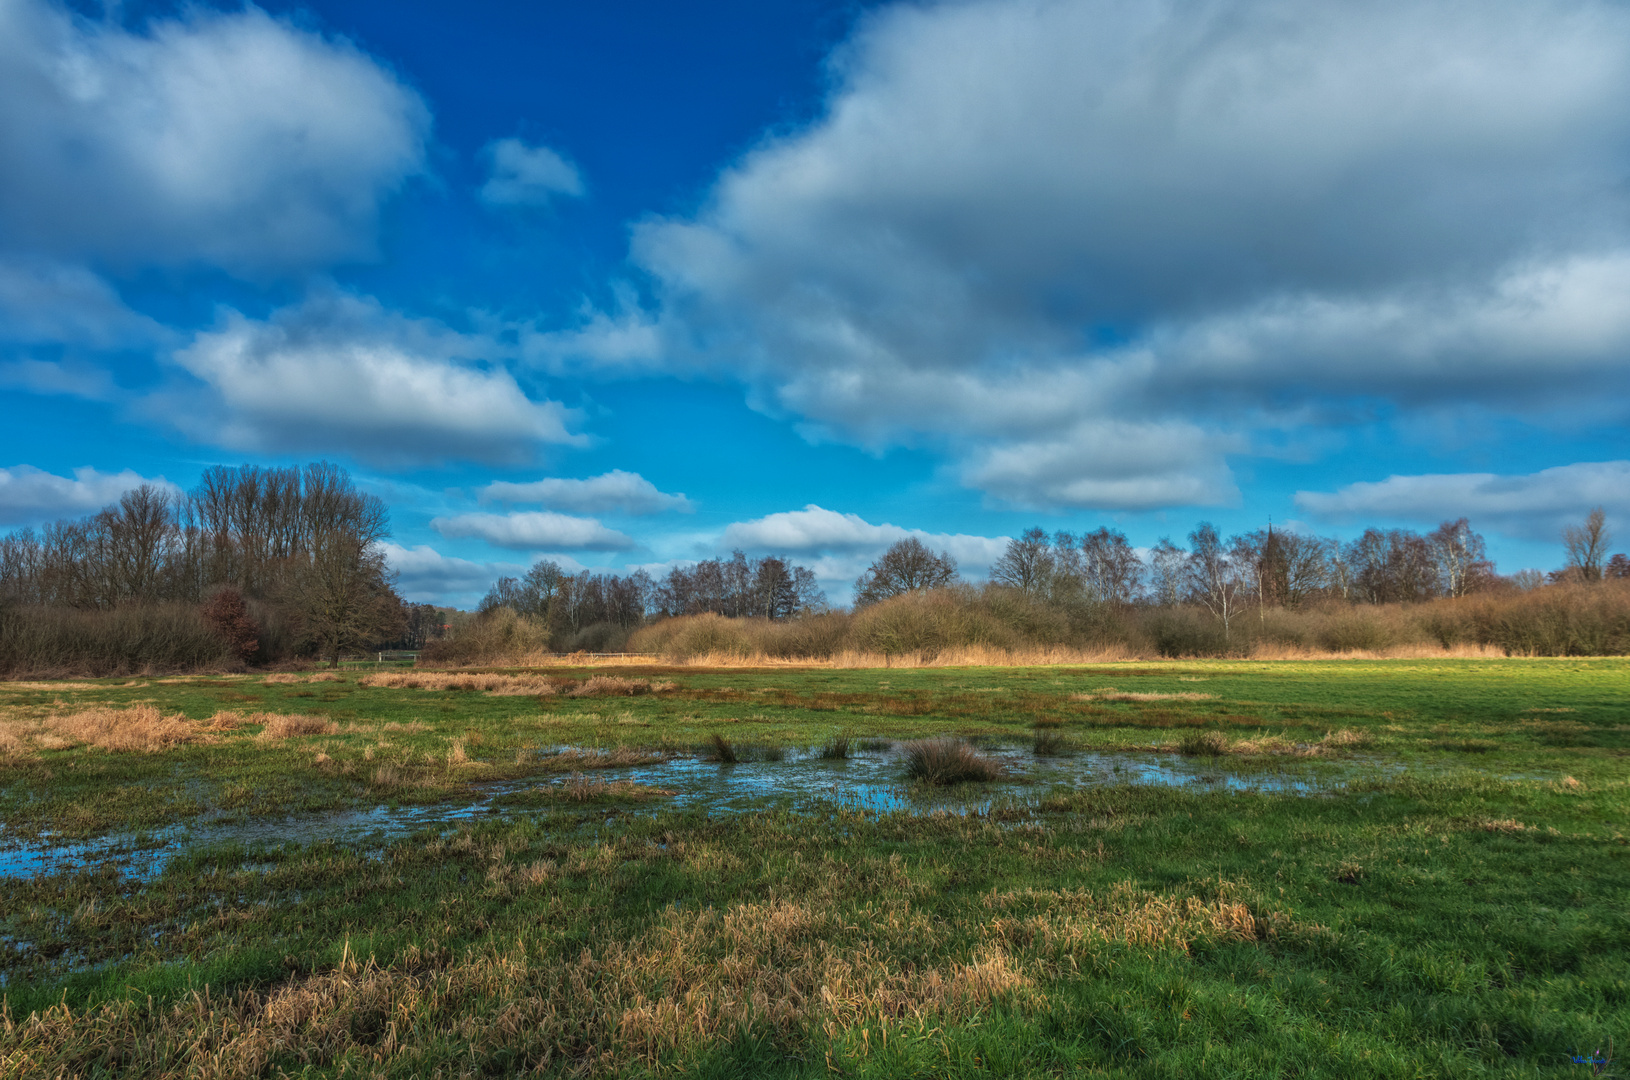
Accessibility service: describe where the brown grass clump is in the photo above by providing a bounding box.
[205,710,250,731]
[901,738,1003,784]
[564,675,675,697]
[308,672,341,683]
[359,671,558,695]
[262,673,302,684]
[43,705,202,752]
[254,713,340,739]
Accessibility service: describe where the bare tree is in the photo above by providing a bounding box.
[990,528,1055,594]
[1427,518,1490,598]
[1146,537,1187,607]
[1562,507,1611,582]
[1079,527,1144,605]
[853,538,958,607]
[1186,523,1247,639]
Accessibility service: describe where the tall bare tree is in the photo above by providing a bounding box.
[1562,507,1611,582]
[990,528,1055,594]
[1186,523,1246,639]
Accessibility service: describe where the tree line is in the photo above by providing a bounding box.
[852,513,1627,639]
[0,463,405,667]
[477,551,827,652]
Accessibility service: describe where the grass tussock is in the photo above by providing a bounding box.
[707,733,738,764]
[817,735,850,760]
[901,738,1004,784]
[38,705,202,753]
[254,713,341,739]
[1032,730,1072,756]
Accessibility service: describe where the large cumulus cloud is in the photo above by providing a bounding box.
[165,292,582,466]
[536,0,1630,510]
[0,0,429,275]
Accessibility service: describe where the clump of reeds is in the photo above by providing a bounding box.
[262,673,302,684]
[1177,730,1229,756]
[856,738,893,752]
[44,704,201,752]
[1032,730,1072,756]
[901,737,1004,784]
[308,672,340,683]
[707,733,738,763]
[818,735,850,760]
[253,713,339,739]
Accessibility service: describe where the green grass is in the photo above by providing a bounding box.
[2,658,1627,1077]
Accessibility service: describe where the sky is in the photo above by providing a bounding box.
[1,0,1627,607]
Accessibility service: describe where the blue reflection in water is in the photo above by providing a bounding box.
[0,744,1396,881]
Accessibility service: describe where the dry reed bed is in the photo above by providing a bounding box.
[1072,689,1218,702]
[0,878,1281,1075]
[359,672,675,697]
[1,704,206,757]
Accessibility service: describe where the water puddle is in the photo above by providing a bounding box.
[0,744,1399,881]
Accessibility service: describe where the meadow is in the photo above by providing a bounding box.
[1,658,1626,1077]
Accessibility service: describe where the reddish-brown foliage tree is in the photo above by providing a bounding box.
[200,588,260,663]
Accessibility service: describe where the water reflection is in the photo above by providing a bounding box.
[0,743,1397,880]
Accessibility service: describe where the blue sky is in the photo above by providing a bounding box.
[2,0,1628,606]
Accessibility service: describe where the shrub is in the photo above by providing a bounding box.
[418,607,549,666]
[901,738,1004,784]
[0,603,233,677]
[199,588,261,663]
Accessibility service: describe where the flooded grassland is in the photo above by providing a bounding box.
[2,659,1627,1077]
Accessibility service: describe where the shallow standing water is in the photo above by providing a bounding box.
[0,744,1402,881]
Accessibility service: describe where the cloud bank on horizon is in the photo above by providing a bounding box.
[0,0,1626,605]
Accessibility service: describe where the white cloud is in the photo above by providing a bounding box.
[0,0,427,275]
[481,470,691,515]
[0,256,170,349]
[721,504,1008,571]
[166,292,582,465]
[430,511,635,551]
[0,464,175,525]
[1295,461,1630,540]
[544,0,1630,510]
[479,138,584,207]
[381,542,525,605]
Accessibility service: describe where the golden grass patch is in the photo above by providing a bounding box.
[36,704,204,753]
[254,713,340,739]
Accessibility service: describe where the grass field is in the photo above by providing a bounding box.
[1,659,1626,1077]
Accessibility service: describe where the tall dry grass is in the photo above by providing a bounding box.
[254,713,340,739]
[24,705,204,753]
